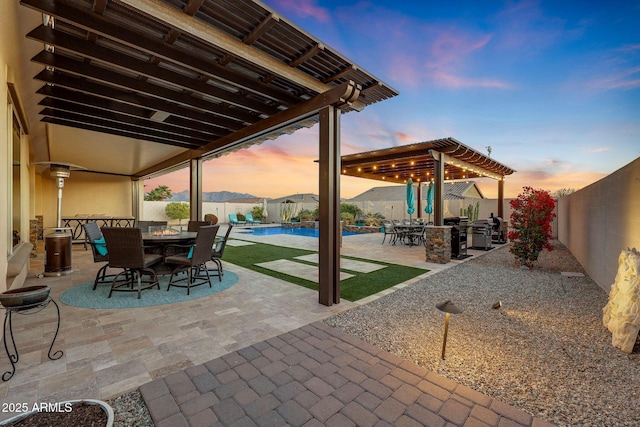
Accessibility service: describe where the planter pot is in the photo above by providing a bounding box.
[0,285,50,308]
[0,399,114,427]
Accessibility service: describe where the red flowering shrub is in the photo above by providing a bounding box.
[508,187,556,267]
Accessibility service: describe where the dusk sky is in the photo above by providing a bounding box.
[145,0,640,200]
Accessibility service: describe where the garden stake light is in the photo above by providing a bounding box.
[436,300,463,360]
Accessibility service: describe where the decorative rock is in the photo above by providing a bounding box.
[602,249,640,354]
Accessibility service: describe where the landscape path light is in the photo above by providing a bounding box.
[436,300,463,360]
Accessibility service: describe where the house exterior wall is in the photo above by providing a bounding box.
[558,157,640,292]
[1,0,30,291]
[40,172,133,228]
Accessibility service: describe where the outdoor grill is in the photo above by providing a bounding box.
[471,219,492,250]
[444,216,468,259]
[490,216,507,244]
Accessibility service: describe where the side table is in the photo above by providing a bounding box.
[2,298,63,381]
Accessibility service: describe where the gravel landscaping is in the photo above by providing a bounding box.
[325,241,640,426]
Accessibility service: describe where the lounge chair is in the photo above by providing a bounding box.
[228,214,246,225]
[245,213,260,225]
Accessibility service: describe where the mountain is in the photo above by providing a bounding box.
[168,190,259,202]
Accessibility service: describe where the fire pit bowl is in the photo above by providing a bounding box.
[0,285,51,308]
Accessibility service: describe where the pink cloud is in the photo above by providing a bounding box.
[269,0,330,23]
[587,65,640,91]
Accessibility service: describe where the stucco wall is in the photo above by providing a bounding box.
[1,0,29,290]
[558,157,640,292]
[40,171,133,228]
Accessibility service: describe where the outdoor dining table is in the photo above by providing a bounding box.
[394,224,425,246]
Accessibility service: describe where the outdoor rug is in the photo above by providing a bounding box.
[60,272,238,309]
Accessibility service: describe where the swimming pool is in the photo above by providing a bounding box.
[238,226,360,237]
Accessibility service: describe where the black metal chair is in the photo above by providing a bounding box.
[209,225,233,281]
[101,227,162,299]
[381,220,397,245]
[82,222,113,290]
[164,225,220,295]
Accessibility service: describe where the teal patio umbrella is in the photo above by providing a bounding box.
[424,182,434,223]
[406,178,415,223]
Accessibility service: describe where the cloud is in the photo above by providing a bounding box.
[590,147,611,153]
[587,65,640,91]
[492,0,583,54]
[269,0,330,23]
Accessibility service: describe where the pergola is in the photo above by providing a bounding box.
[20,0,399,305]
[341,138,516,224]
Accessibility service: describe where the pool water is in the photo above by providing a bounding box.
[238,226,360,237]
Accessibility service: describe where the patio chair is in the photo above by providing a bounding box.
[244,213,261,225]
[164,225,220,295]
[228,214,246,225]
[209,225,233,281]
[82,222,115,290]
[187,220,212,232]
[381,220,397,245]
[100,227,162,298]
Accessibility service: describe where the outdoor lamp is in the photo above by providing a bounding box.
[436,300,463,360]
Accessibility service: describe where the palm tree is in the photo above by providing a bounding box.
[144,185,172,201]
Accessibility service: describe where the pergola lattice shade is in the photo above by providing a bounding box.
[22,0,398,176]
[341,137,516,184]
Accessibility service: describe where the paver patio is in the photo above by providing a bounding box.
[0,226,553,426]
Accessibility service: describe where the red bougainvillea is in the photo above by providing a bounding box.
[508,187,556,267]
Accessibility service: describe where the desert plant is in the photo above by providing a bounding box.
[340,203,363,219]
[251,206,264,221]
[364,212,384,226]
[298,209,315,221]
[340,212,354,225]
[280,201,297,222]
[507,187,556,267]
[165,202,189,225]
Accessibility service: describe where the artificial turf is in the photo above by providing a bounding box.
[224,241,429,301]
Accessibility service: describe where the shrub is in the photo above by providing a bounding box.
[165,202,190,225]
[507,187,556,267]
[340,203,362,219]
[340,212,354,225]
[251,206,264,221]
[298,209,315,221]
[364,212,385,226]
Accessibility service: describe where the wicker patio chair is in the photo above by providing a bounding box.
[101,227,162,299]
[82,222,114,290]
[187,220,211,232]
[164,225,220,295]
[209,225,233,281]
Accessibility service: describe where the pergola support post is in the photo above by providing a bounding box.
[190,158,203,221]
[497,178,505,219]
[318,105,341,306]
[430,150,445,226]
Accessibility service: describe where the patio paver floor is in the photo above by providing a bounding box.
[0,226,554,426]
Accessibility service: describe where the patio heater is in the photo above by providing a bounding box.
[33,162,85,276]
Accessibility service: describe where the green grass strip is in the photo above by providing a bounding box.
[224,241,429,301]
